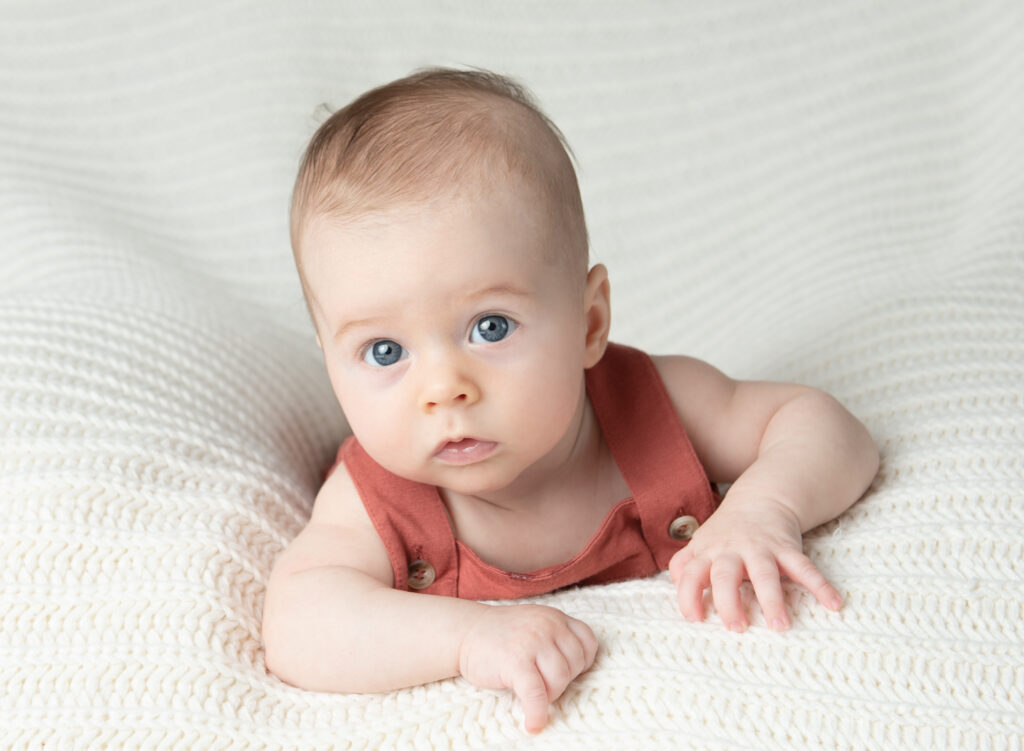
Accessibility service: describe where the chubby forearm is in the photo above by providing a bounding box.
[264,563,599,734]
[727,389,879,532]
[262,565,488,693]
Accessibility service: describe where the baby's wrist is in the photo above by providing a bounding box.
[718,487,806,530]
[454,603,496,672]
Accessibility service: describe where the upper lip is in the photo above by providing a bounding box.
[433,436,482,454]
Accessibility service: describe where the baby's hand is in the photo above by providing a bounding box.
[457,604,599,734]
[668,497,842,632]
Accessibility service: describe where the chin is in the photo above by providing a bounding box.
[439,474,509,497]
[434,463,519,496]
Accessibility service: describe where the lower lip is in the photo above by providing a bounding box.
[435,439,497,465]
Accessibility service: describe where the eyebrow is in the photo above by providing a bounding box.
[331,283,533,342]
[332,315,388,343]
[465,283,533,303]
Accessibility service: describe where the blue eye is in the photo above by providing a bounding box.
[470,315,516,344]
[363,340,406,367]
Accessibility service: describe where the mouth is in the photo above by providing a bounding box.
[433,437,498,465]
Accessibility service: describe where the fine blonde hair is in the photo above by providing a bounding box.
[289,68,588,296]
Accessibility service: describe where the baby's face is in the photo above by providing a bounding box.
[303,186,593,497]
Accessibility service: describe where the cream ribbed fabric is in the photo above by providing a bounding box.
[1,2,1022,748]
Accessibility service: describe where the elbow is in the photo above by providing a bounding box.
[261,589,325,690]
[859,423,881,492]
[261,594,365,694]
[261,611,298,687]
[819,389,880,494]
[786,388,880,493]
[262,615,336,692]
[261,566,392,693]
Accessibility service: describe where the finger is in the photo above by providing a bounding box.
[509,662,551,734]
[669,545,695,584]
[709,554,747,632]
[566,618,600,671]
[675,556,711,622]
[554,627,587,679]
[778,550,843,611]
[534,645,574,702]
[745,554,789,631]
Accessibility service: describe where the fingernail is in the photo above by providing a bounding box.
[771,618,787,631]
[525,720,545,735]
[729,621,746,633]
[829,597,842,611]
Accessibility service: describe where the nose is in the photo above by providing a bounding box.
[418,353,481,413]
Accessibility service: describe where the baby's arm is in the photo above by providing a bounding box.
[261,462,597,734]
[653,356,879,632]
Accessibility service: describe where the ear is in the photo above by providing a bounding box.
[582,263,611,368]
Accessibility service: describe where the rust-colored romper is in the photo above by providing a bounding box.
[329,342,720,599]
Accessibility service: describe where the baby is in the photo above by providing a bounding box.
[262,67,879,734]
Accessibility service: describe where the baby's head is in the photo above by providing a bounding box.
[290,67,589,313]
[290,68,610,493]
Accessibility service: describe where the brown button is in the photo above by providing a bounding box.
[668,515,699,541]
[408,559,436,590]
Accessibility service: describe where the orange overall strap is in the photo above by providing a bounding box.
[585,343,719,570]
[339,437,459,595]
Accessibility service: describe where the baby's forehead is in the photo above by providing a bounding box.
[301,176,585,321]
[306,185,546,259]
[304,200,582,335]
[308,189,560,276]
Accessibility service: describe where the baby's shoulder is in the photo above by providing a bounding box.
[650,354,736,409]
[647,354,742,460]
[310,457,369,526]
[272,456,394,586]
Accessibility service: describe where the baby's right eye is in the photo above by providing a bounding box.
[363,340,406,367]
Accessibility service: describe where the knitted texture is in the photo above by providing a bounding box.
[1,2,1022,749]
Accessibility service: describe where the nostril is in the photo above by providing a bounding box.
[424,393,470,410]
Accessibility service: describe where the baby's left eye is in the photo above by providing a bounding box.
[470,314,516,344]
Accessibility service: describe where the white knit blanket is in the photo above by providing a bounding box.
[2,2,1022,749]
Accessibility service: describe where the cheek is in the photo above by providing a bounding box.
[501,352,584,433]
[326,361,405,450]
[342,400,388,447]
[336,392,421,480]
